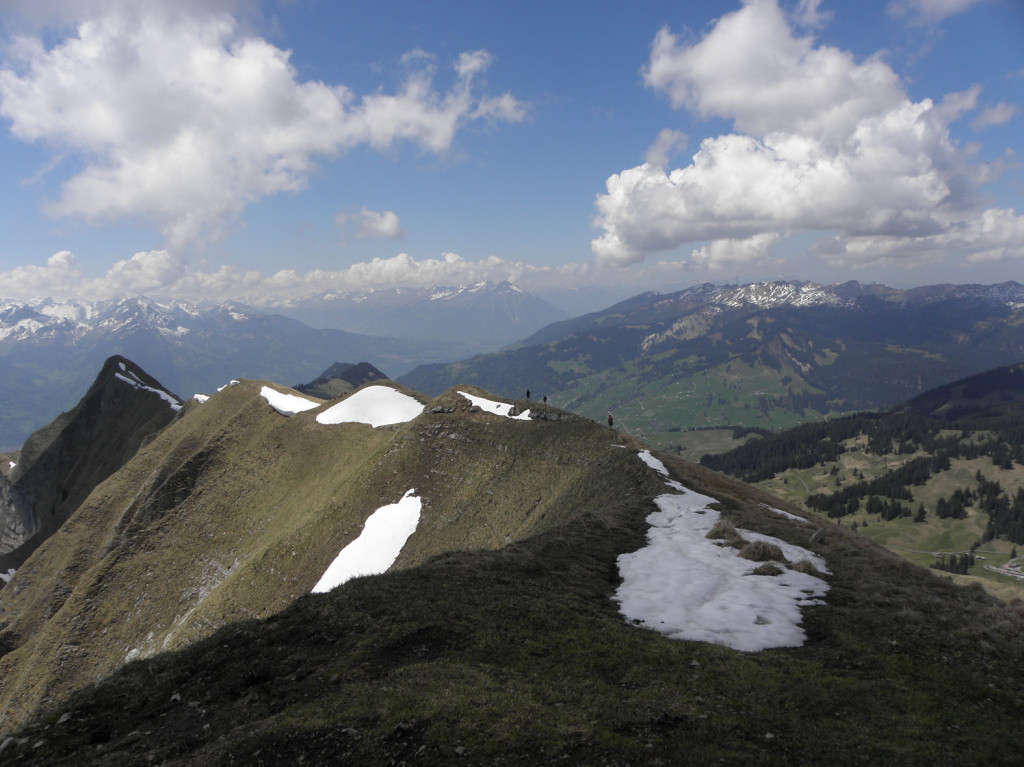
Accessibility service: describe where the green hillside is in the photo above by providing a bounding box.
[704,383,1024,601]
[3,449,1024,765]
[399,282,1024,448]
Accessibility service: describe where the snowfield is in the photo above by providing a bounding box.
[260,386,320,416]
[0,568,14,584]
[458,391,530,420]
[316,385,423,427]
[312,490,422,593]
[616,451,829,652]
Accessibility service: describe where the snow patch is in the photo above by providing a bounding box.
[316,385,423,427]
[114,371,182,412]
[217,380,240,392]
[458,391,530,420]
[0,568,15,584]
[615,451,829,652]
[638,449,670,476]
[312,490,422,593]
[763,504,808,524]
[192,393,210,403]
[260,386,320,416]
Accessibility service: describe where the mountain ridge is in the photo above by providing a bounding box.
[400,279,1024,445]
[0,356,181,575]
[0,296,462,449]
[0,358,1023,763]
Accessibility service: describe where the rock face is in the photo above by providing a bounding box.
[0,356,181,575]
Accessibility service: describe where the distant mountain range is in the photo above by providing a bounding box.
[268,280,565,346]
[400,280,1024,446]
[4,278,1022,453]
[0,289,528,449]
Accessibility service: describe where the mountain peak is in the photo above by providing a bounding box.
[0,356,181,574]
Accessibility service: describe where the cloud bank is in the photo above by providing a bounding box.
[0,249,598,305]
[591,0,1021,270]
[0,3,526,249]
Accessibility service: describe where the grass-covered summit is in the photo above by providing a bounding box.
[0,370,1022,765]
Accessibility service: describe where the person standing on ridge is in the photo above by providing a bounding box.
[607,413,613,428]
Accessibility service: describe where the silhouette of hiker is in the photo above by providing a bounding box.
[526,389,531,400]
[542,395,547,404]
[607,413,614,428]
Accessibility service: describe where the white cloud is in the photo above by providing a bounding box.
[103,249,184,296]
[0,250,83,298]
[592,0,1012,270]
[691,233,782,270]
[644,128,688,168]
[0,249,185,300]
[642,2,905,141]
[816,207,1024,266]
[337,208,407,240]
[0,5,526,248]
[793,0,833,29]
[0,250,596,304]
[971,102,1018,130]
[887,0,983,25]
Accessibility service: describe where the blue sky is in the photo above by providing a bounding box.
[0,0,1021,306]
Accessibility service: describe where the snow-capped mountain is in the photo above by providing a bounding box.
[0,297,460,450]
[401,279,1024,437]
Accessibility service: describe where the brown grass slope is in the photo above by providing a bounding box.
[0,380,657,735]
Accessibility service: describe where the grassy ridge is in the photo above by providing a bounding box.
[4,452,1024,765]
[0,382,654,735]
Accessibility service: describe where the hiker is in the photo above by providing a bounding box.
[607,413,614,428]
[542,395,547,404]
[526,389,531,400]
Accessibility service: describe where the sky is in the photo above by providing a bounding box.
[0,0,1021,307]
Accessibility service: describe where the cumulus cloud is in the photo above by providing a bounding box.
[816,207,1024,266]
[690,233,782,270]
[591,0,1013,270]
[645,128,688,168]
[971,102,1018,130]
[887,0,983,25]
[0,250,84,298]
[337,208,407,240]
[793,0,833,29]
[0,4,526,248]
[0,250,596,304]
